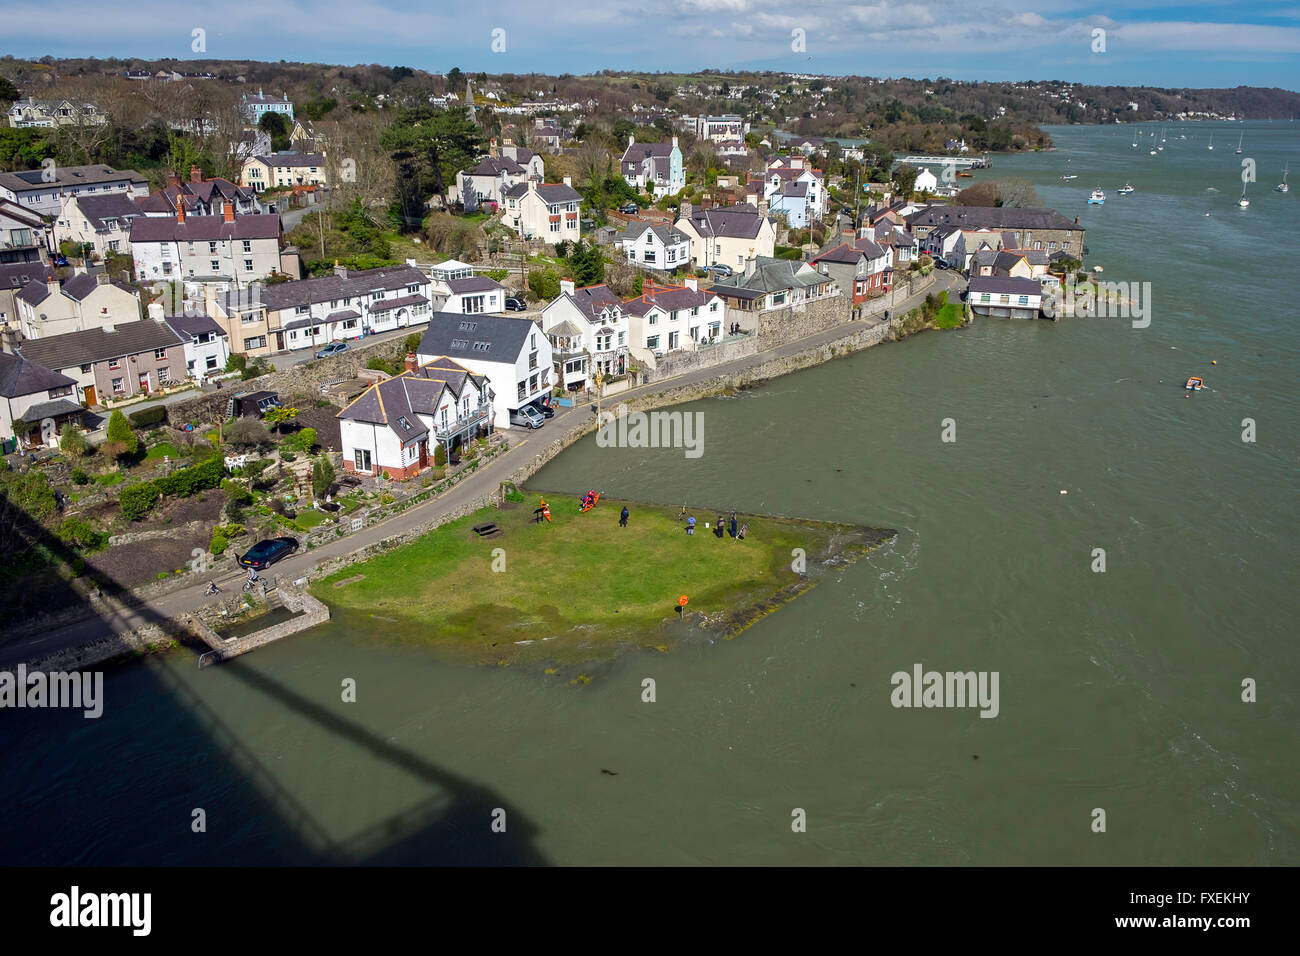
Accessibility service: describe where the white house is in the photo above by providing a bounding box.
[337,355,492,480]
[417,313,552,428]
[539,280,629,388]
[618,221,692,271]
[0,349,82,445]
[694,114,749,142]
[620,136,685,198]
[0,197,51,254]
[620,278,726,368]
[0,165,148,219]
[913,167,939,194]
[967,276,1043,319]
[501,179,582,245]
[15,271,143,339]
[674,203,776,270]
[129,205,283,291]
[53,193,142,258]
[240,153,329,193]
[7,97,106,129]
[431,274,507,314]
[162,311,231,382]
[754,156,826,227]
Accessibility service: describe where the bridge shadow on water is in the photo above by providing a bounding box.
[0,485,548,866]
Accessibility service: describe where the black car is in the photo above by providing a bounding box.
[51,254,70,267]
[238,537,299,570]
[620,203,639,215]
[531,396,555,418]
[504,296,527,311]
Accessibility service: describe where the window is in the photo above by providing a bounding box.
[644,249,656,263]
[463,295,485,314]
[244,335,265,350]
[458,321,477,331]
[550,220,560,233]
[210,260,220,272]
[647,335,659,350]
[1018,295,1029,306]
[668,331,679,349]
[397,416,412,430]
[472,341,491,351]
[158,367,172,385]
[450,338,469,349]
[205,354,219,371]
[528,350,538,371]
[342,319,358,330]
[244,259,254,272]
[108,359,121,370]
[48,385,73,399]
[80,364,91,374]
[648,313,658,326]
[209,241,218,254]
[617,331,625,346]
[530,333,536,348]
[154,348,167,360]
[242,240,252,253]
[529,374,538,392]
[111,377,125,394]
[162,263,173,275]
[354,448,372,472]
[517,381,527,401]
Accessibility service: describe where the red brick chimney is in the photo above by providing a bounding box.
[404,352,418,373]
[168,169,180,190]
[223,202,235,223]
[176,202,185,224]
[190,165,204,183]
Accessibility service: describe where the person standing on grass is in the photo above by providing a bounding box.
[715,514,725,538]
[686,515,696,536]
[729,511,738,539]
[620,505,629,527]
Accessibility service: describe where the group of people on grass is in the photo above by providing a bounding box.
[684,508,746,541]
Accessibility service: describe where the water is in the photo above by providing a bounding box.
[3,123,1298,865]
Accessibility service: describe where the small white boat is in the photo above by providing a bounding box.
[1238,182,1250,208]
[1088,188,1105,205]
[1061,174,1078,180]
[1207,133,1214,151]
[1235,128,1244,155]
[1149,148,1157,155]
[1276,162,1289,193]
[1117,184,1134,195]
[1092,266,1104,274]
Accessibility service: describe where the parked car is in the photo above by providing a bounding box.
[530,396,555,419]
[504,296,527,312]
[620,203,639,215]
[237,536,300,570]
[934,257,948,270]
[509,405,545,429]
[316,342,349,359]
[708,263,734,278]
[51,253,70,267]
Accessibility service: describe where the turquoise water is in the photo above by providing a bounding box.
[1,123,1296,865]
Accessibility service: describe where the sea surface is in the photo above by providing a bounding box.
[2,123,1297,865]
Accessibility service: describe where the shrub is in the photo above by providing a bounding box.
[505,490,525,503]
[220,478,254,505]
[209,531,229,556]
[225,499,246,523]
[119,480,161,521]
[367,355,403,376]
[286,427,317,453]
[105,410,138,457]
[262,406,300,432]
[128,405,167,429]
[0,470,58,521]
[71,468,89,485]
[280,450,297,462]
[380,493,395,505]
[225,354,248,374]
[404,332,423,354]
[269,498,286,515]
[433,444,446,467]
[57,516,107,551]
[224,418,273,452]
[527,269,560,300]
[154,455,224,498]
[59,424,91,459]
[242,357,273,380]
[311,456,335,500]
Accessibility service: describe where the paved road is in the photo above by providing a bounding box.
[2,271,961,667]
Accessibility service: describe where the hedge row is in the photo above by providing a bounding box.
[119,456,225,521]
[128,405,167,429]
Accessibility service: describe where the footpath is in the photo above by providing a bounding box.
[0,271,962,670]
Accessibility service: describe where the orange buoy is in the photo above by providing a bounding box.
[1212,360,1217,365]
[678,595,689,607]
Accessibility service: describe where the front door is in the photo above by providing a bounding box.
[418,440,428,469]
[83,385,96,407]
[138,372,150,395]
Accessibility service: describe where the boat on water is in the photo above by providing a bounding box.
[1276,162,1290,193]
[1235,120,1245,155]
[1239,181,1250,208]
[1061,174,1078,180]
[1088,188,1106,205]
[1117,184,1134,195]
[1185,377,1204,391]
[956,170,973,178]
[1208,133,1214,151]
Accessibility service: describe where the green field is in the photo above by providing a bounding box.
[314,495,894,668]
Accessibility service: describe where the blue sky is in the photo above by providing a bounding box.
[3,1,1298,90]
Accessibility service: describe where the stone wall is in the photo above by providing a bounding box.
[195,586,329,668]
[162,334,413,427]
[646,335,759,383]
[756,295,854,348]
[24,617,195,673]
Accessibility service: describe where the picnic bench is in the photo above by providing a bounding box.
[472,522,502,538]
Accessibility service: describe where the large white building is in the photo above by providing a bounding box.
[0,165,148,219]
[620,136,685,198]
[129,206,283,290]
[674,203,776,271]
[501,179,582,245]
[539,280,629,388]
[620,278,727,367]
[416,313,553,428]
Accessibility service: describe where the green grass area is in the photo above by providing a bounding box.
[936,303,965,329]
[93,471,125,488]
[145,442,181,461]
[294,508,330,530]
[314,495,893,668]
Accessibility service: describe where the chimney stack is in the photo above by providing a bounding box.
[46,276,60,298]
[404,352,418,373]
[224,202,235,223]
[147,301,165,321]
[334,260,347,279]
[678,201,692,222]
[559,278,575,297]
[96,272,108,286]
[168,170,181,190]
[744,256,757,278]
[684,277,698,292]
[488,137,499,158]
[190,165,203,183]
[176,202,185,224]
[702,194,713,210]
[562,176,571,187]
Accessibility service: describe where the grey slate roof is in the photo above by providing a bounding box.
[338,356,487,438]
[446,276,504,294]
[0,262,44,291]
[0,165,146,195]
[968,277,1043,296]
[21,398,84,422]
[620,221,690,246]
[713,257,832,295]
[622,285,716,316]
[416,312,537,364]
[908,206,1080,232]
[218,265,428,314]
[17,274,136,305]
[369,294,428,314]
[130,213,281,243]
[562,284,622,323]
[0,350,76,399]
[18,320,184,371]
[163,313,227,339]
[680,204,765,240]
[502,182,582,203]
[71,193,143,231]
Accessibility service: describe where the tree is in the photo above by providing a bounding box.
[105,409,138,458]
[565,239,605,287]
[953,181,1000,207]
[996,178,1040,208]
[312,456,336,500]
[0,76,18,108]
[382,105,484,223]
[224,418,273,452]
[894,163,919,199]
[262,406,300,434]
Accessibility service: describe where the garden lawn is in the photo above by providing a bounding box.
[314,495,890,664]
[935,303,965,329]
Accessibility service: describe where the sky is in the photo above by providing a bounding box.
[2,1,1298,90]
